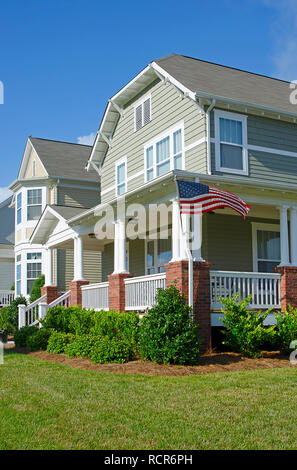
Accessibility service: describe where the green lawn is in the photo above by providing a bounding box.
[0,352,296,450]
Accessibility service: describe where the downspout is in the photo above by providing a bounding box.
[206,99,216,175]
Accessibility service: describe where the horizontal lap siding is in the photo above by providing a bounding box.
[84,251,102,284]
[57,249,102,291]
[102,243,114,282]
[0,260,14,290]
[58,187,100,209]
[101,80,206,203]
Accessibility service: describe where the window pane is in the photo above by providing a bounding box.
[17,193,22,209]
[146,146,153,168]
[27,280,35,295]
[27,262,41,279]
[157,238,171,272]
[17,208,22,224]
[16,280,21,296]
[220,143,243,170]
[27,205,42,220]
[117,162,125,185]
[147,168,154,181]
[173,129,182,154]
[220,118,242,145]
[27,252,42,260]
[174,153,182,170]
[257,230,280,260]
[16,264,21,279]
[146,241,155,274]
[157,160,170,176]
[27,189,42,205]
[156,136,170,163]
[117,183,125,195]
[258,261,279,273]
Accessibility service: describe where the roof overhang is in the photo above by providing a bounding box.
[30,205,73,245]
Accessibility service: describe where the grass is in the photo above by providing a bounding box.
[0,352,296,450]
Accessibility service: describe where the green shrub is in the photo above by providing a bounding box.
[41,306,72,333]
[91,336,133,364]
[138,286,200,365]
[46,331,74,354]
[220,295,275,358]
[26,328,51,351]
[68,307,96,335]
[274,306,297,354]
[14,325,38,347]
[65,334,99,358]
[29,274,45,303]
[91,310,139,345]
[0,307,14,334]
[4,296,28,333]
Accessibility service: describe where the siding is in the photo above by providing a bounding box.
[57,187,100,209]
[101,243,114,281]
[0,260,14,290]
[101,80,206,202]
[23,148,47,179]
[101,239,145,281]
[57,248,102,291]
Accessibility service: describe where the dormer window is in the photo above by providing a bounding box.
[134,95,151,131]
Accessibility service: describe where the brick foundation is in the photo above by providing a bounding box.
[274,266,297,310]
[69,280,89,306]
[165,260,212,352]
[41,285,59,305]
[108,273,133,311]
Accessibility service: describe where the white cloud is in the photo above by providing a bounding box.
[0,187,12,204]
[263,0,297,81]
[77,132,96,146]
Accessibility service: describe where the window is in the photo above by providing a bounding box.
[135,96,151,131]
[115,158,127,196]
[16,192,22,225]
[27,188,42,220]
[145,124,184,182]
[27,252,42,294]
[146,237,172,275]
[253,224,280,272]
[16,256,21,296]
[215,110,248,175]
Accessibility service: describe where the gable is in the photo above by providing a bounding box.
[18,140,48,180]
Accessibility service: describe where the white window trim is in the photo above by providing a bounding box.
[134,93,151,132]
[115,156,127,197]
[26,187,45,222]
[144,121,185,183]
[16,191,22,226]
[252,222,280,272]
[214,109,248,176]
[145,232,172,275]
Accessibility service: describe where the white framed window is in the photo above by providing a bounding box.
[115,157,127,196]
[26,252,42,294]
[16,255,21,296]
[144,122,184,182]
[27,188,42,221]
[145,237,172,275]
[214,110,248,175]
[252,223,280,273]
[134,95,151,131]
[16,192,22,225]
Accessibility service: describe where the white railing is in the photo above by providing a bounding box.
[125,273,166,311]
[210,270,281,310]
[81,282,109,310]
[48,290,71,308]
[0,290,14,307]
[19,294,47,327]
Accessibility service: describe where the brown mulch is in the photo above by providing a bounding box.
[9,345,295,376]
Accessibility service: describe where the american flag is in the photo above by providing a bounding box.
[177,180,250,218]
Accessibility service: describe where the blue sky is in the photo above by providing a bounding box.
[0,0,296,201]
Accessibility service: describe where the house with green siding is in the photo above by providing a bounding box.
[17,54,297,347]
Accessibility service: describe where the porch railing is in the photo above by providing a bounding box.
[210,270,281,310]
[48,290,71,308]
[0,290,15,307]
[125,273,166,311]
[81,282,109,311]
[18,291,71,328]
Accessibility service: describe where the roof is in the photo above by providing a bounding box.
[0,196,14,245]
[155,54,295,115]
[49,204,87,221]
[29,137,98,182]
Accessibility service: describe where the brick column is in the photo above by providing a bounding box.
[108,273,133,311]
[274,266,297,310]
[165,260,211,352]
[41,285,59,305]
[69,280,89,307]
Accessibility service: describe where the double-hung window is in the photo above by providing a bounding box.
[16,255,21,296]
[16,193,22,225]
[145,123,184,182]
[215,110,248,175]
[115,157,127,196]
[27,252,42,294]
[253,224,280,273]
[27,188,42,220]
[146,237,172,275]
[135,95,151,131]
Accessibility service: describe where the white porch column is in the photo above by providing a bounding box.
[73,235,85,281]
[180,213,190,260]
[170,199,181,262]
[278,205,290,266]
[290,207,297,266]
[45,248,53,286]
[113,218,128,274]
[192,214,204,262]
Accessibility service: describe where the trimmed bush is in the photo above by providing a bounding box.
[41,306,72,333]
[91,310,139,344]
[138,286,200,365]
[220,295,275,358]
[274,306,297,354]
[46,331,74,354]
[26,328,51,351]
[68,307,95,335]
[2,296,28,333]
[29,274,45,303]
[14,326,38,347]
[65,334,99,358]
[90,337,133,364]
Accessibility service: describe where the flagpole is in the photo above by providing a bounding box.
[174,177,194,311]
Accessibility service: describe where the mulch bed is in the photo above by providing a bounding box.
[8,345,296,376]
